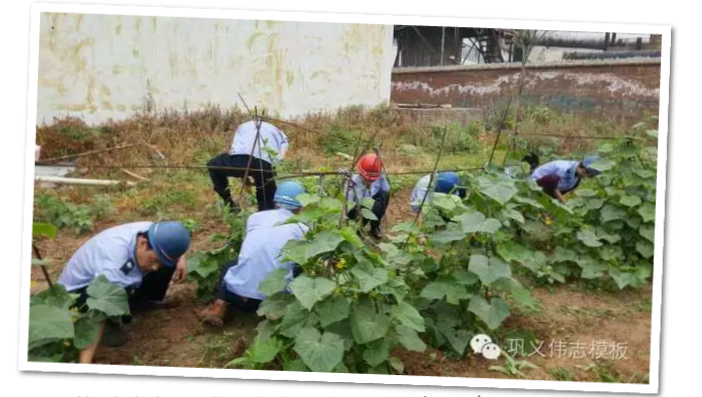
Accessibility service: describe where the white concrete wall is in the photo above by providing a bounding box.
[37,13,395,125]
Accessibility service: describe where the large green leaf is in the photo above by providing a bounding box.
[281,240,309,265]
[576,189,598,198]
[350,266,389,293]
[588,159,616,172]
[361,208,378,221]
[577,229,603,248]
[453,270,479,286]
[258,268,289,296]
[317,295,350,327]
[394,324,426,352]
[609,268,639,289]
[428,227,468,244]
[279,301,312,338]
[306,231,345,259]
[620,194,643,208]
[468,255,511,286]
[444,328,472,356]
[587,199,606,210]
[579,257,606,279]
[596,228,622,244]
[257,292,297,319]
[363,339,391,367]
[293,328,344,373]
[28,304,74,347]
[600,205,627,223]
[456,212,502,234]
[639,224,655,243]
[637,203,656,223]
[350,299,390,344]
[419,281,449,300]
[468,296,510,330]
[636,241,654,259]
[501,208,525,224]
[73,314,100,349]
[250,337,283,363]
[86,275,130,317]
[289,275,336,310]
[445,284,470,305]
[298,194,321,207]
[284,359,309,372]
[391,301,425,332]
[478,178,518,205]
[30,284,76,310]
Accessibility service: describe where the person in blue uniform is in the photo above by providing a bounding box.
[56,221,191,363]
[196,181,309,327]
[410,171,466,226]
[530,155,602,203]
[207,119,290,213]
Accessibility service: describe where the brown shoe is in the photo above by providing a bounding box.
[196,299,228,327]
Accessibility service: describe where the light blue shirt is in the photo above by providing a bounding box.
[229,120,289,165]
[409,174,460,213]
[531,160,580,192]
[346,173,391,207]
[223,209,309,300]
[57,222,152,291]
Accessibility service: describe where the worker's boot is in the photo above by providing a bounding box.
[196,299,228,328]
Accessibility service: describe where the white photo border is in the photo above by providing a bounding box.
[19,2,671,395]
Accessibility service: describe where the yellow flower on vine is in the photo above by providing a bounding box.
[544,216,553,226]
[30,280,37,290]
[335,258,346,270]
[63,340,71,347]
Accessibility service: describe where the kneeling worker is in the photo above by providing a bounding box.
[346,153,391,240]
[197,181,309,327]
[56,221,191,364]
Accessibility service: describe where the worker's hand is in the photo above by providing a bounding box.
[172,256,187,283]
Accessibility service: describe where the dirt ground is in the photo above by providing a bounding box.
[30,186,653,384]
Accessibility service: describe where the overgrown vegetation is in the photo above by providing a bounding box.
[30,103,657,382]
[223,119,657,374]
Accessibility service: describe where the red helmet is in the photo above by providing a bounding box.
[356,153,383,181]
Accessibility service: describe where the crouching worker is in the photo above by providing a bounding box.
[196,181,309,327]
[410,171,466,227]
[207,119,289,213]
[346,153,391,240]
[530,155,602,203]
[56,221,191,364]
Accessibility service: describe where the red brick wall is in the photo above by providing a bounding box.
[391,59,662,124]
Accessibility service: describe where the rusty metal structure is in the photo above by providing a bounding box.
[393,25,514,67]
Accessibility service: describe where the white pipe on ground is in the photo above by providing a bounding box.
[34,176,137,187]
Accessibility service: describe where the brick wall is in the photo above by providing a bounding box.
[391,59,662,124]
[395,108,484,127]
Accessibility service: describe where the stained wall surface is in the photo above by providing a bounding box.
[391,59,662,123]
[37,13,395,125]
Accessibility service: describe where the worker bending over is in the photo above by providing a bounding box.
[57,221,191,364]
[410,171,466,227]
[207,119,289,213]
[530,155,602,203]
[197,181,309,327]
[346,153,391,240]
